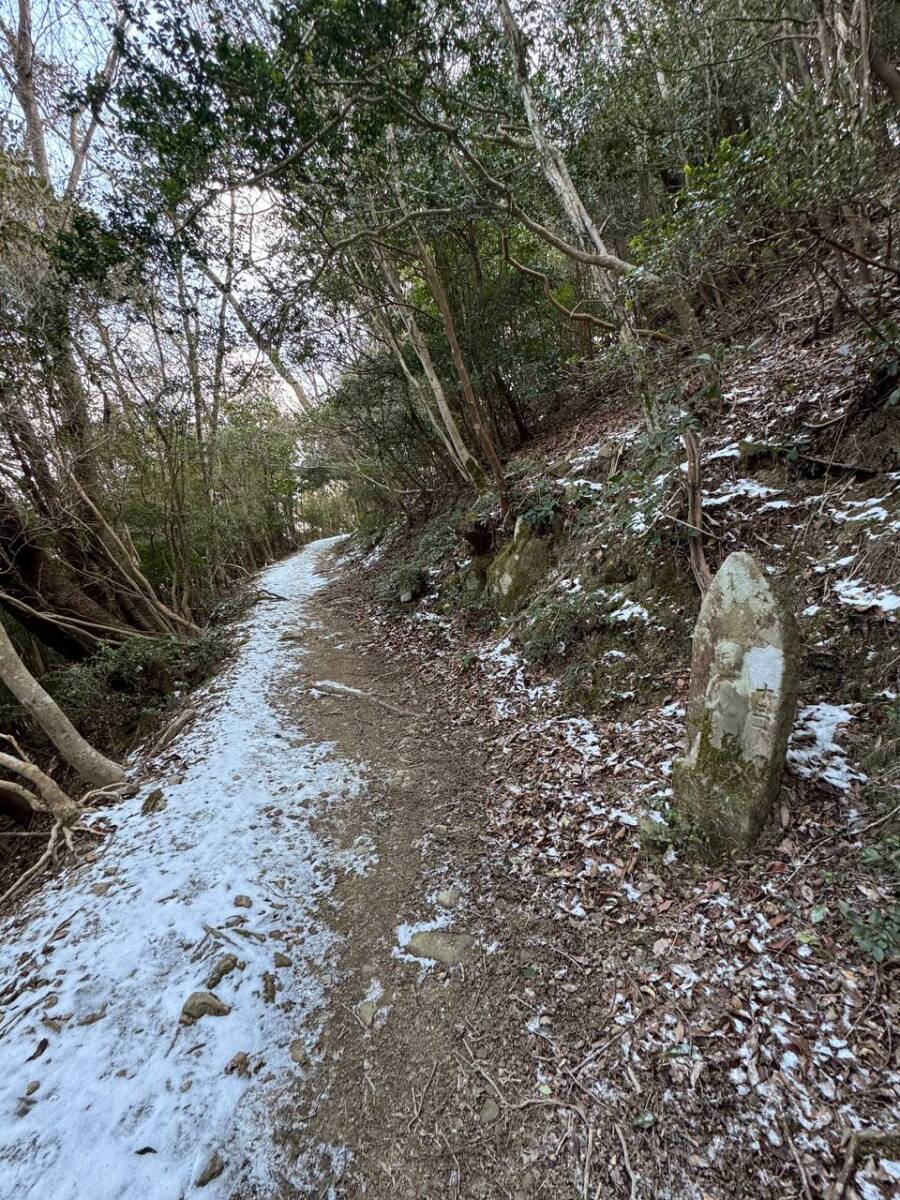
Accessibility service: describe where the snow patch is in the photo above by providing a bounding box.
[788,703,866,792]
[0,537,367,1199]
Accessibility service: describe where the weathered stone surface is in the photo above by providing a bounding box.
[486,518,552,613]
[289,1039,308,1064]
[436,888,460,909]
[478,1096,500,1124]
[224,1051,251,1078]
[180,991,231,1024]
[672,552,799,857]
[385,564,427,606]
[355,1000,377,1028]
[405,930,474,965]
[206,953,240,989]
[141,788,166,816]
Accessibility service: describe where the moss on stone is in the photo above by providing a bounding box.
[671,712,773,862]
[486,521,553,614]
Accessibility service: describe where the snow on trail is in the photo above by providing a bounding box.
[0,538,369,1199]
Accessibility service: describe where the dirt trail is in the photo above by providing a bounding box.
[0,540,575,1199]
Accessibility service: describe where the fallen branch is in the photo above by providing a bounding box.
[614,1123,639,1200]
[310,682,417,719]
[150,708,196,756]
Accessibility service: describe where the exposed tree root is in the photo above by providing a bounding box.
[0,820,62,906]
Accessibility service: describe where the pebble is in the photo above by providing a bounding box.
[356,1001,377,1028]
[140,788,166,816]
[224,1052,251,1078]
[436,888,460,909]
[234,895,252,909]
[289,1039,308,1064]
[405,931,474,966]
[479,1097,500,1124]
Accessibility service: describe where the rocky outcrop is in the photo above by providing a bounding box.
[672,552,799,858]
[486,518,553,613]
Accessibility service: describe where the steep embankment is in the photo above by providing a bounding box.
[348,319,900,1198]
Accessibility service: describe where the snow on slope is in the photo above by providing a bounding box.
[0,537,368,1199]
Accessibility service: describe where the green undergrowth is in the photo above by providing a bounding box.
[361,423,702,718]
[0,630,229,758]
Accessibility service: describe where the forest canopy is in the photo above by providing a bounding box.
[0,0,896,653]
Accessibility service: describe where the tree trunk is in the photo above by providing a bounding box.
[373,250,486,489]
[0,619,125,786]
[495,0,621,311]
[413,233,510,518]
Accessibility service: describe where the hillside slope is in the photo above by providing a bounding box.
[347,312,900,1198]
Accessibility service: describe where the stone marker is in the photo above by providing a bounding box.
[672,551,798,856]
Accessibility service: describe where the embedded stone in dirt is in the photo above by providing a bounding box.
[194,1149,225,1187]
[180,991,231,1024]
[206,953,240,989]
[77,1006,107,1027]
[224,1051,251,1078]
[355,1001,377,1028]
[478,1096,500,1124]
[233,894,252,908]
[405,930,474,965]
[436,888,460,909]
[141,788,166,816]
[289,1039,308,1064]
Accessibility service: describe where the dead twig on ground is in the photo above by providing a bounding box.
[614,1123,638,1200]
[311,682,418,719]
[583,1124,594,1200]
[783,1122,814,1200]
[407,1061,438,1130]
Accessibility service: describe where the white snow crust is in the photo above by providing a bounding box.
[0,537,368,1199]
